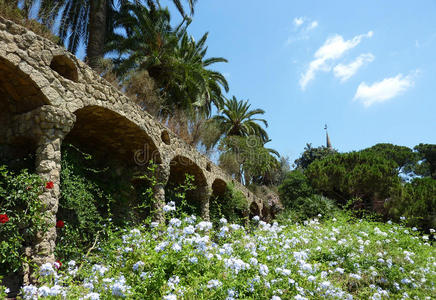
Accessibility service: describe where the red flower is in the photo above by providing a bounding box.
[45,181,54,189]
[56,220,65,228]
[0,214,9,224]
[54,260,62,269]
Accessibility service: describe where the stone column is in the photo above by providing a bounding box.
[9,106,76,284]
[197,185,212,221]
[152,164,170,224]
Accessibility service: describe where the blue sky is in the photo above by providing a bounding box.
[71,0,436,162]
[167,0,436,161]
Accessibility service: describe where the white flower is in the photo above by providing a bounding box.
[259,264,269,276]
[163,201,176,212]
[196,221,213,231]
[49,285,63,296]
[22,285,38,300]
[39,263,55,276]
[249,257,258,266]
[189,256,198,264]
[172,243,182,252]
[271,296,281,300]
[350,273,362,280]
[183,225,195,235]
[68,260,76,268]
[169,218,182,227]
[150,222,159,228]
[82,292,100,300]
[92,264,108,276]
[38,286,51,297]
[207,279,222,289]
[163,294,177,300]
[230,224,241,231]
[220,217,228,224]
[252,215,260,222]
[132,261,145,271]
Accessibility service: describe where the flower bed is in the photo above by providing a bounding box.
[2,211,435,299]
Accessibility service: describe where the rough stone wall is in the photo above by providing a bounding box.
[0,16,268,275]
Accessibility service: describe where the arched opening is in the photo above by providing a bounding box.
[50,55,78,82]
[206,162,212,172]
[66,105,161,166]
[249,202,261,219]
[210,178,247,225]
[166,156,207,216]
[59,106,162,228]
[161,130,171,145]
[0,57,49,167]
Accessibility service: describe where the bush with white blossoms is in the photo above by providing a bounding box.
[1,209,435,299]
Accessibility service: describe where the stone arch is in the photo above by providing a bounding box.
[50,55,78,82]
[166,155,208,215]
[65,105,161,165]
[0,56,50,165]
[212,178,227,197]
[249,201,261,219]
[0,56,49,114]
[168,155,207,188]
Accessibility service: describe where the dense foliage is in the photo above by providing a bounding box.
[218,136,279,185]
[294,144,337,170]
[278,170,314,209]
[0,165,46,274]
[305,151,401,209]
[209,183,248,226]
[3,210,435,299]
[387,177,436,230]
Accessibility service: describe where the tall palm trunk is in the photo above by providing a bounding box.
[87,0,107,70]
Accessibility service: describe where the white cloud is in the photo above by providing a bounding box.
[287,17,319,45]
[294,17,304,27]
[353,72,416,107]
[299,31,373,90]
[307,21,318,31]
[333,53,374,82]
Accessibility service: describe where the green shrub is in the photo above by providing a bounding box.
[56,144,156,261]
[387,177,436,231]
[278,170,314,209]
[210,182,248,225]
[305,151,401,209]
[277,194,337,222]
[0,165,46,274]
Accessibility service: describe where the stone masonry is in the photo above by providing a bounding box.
[0,17,266,280]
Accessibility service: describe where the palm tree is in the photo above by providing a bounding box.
[209,96,270,148]
[34,0,198,70]
[107,2,228,117]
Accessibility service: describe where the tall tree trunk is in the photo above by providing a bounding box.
[87,0,107,70]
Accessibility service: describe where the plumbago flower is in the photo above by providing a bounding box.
[10,206,436,299]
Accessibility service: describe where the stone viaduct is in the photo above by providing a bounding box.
[0,17,266,279]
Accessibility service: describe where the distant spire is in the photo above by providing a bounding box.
[324,124,332,149]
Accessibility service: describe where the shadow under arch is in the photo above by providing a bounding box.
[65,105,161,166]
[212,178,227,197]
[166,155,208,215]
[0,57,50,114]
[209,178,246,224]
[249,201,261,219]
[0,57,49,165]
